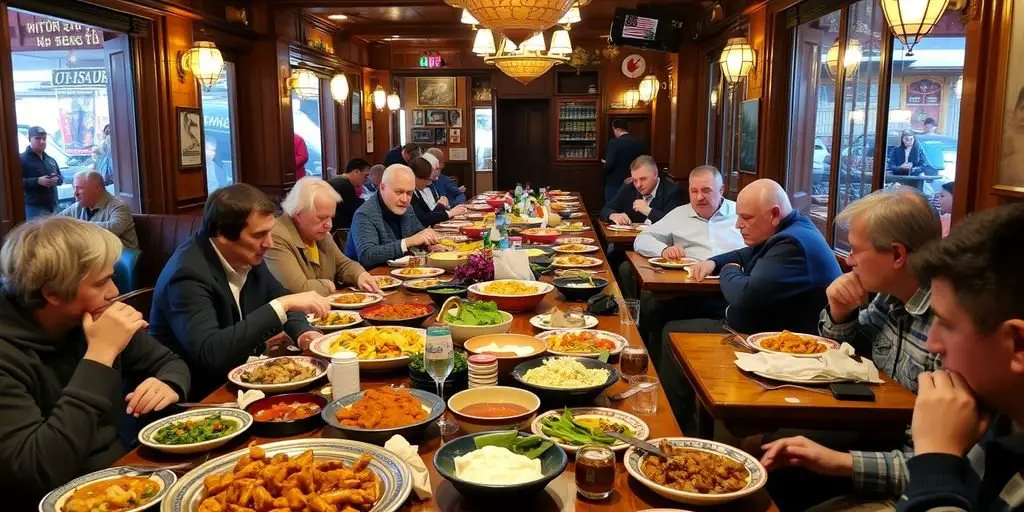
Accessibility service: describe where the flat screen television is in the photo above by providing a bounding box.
[608,8,683,53]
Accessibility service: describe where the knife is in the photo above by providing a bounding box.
[603,432,673,459]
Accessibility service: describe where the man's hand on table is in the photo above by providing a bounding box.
[689,260,716,281]
[355,271,382,293]
[912,370,990,456]
[296,330,322,351]
[609,213,632,225]
[826,272,869,323]
[126,377,179,417]
[406,228,440,248]
[760,436,854,477]
[278,291,331,318]
[662,246,686,260]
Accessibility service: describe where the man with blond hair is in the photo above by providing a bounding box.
[0,217,190,507]
[425,147,466,205]
[57,170,138,249]
[265,176,379,295]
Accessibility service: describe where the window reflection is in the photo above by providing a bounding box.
[474,107,493,171]
[201,62,237,193]
[292,87,323,178]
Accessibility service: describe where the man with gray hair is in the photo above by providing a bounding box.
[265,177,379,296]
[57,170,138,250]
[0,217,189,506]
[600,155,683,226]
[425,147,466,205]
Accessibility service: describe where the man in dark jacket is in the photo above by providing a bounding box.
[602,119,645,205]
[383,143,421,167]
[328,158,368,229]
[149,184,330,399]
[409,155,468,228]
[21,126,64,219]
[600,155,684,225]
[0,217,190,508]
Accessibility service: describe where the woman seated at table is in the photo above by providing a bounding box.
[887,129,934,175]
[409,155,467,227]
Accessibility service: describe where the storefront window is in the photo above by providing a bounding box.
[200,61,238,193]
[474,107,493,171]
[292,86,323,178]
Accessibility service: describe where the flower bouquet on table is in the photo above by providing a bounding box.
[452,250,495,285]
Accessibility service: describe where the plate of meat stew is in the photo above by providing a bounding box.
[624,437,766,505]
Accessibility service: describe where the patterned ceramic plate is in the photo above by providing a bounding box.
[329,292,384,309]
[530,407,649,453]
[138,409,252,455]
[529,313,599,330]
[536,329,628,357]
[227,356,328,392]
[746,331,840,358]
[40,467,175,512]
[390,267,446,279]
[649,257,699,269]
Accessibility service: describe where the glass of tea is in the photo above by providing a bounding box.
[575,444,616,500]
[620,346,649,382]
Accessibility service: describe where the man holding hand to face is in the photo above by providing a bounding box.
[600,155,683,226]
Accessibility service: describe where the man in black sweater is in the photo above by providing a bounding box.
[600,155,684,225]
[0,217,190,508]
[602,119,645,205]
[21,126,64,219]
[328,158,368,229]
[383,143,421,167]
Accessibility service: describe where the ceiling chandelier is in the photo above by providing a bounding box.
[480,31,571,84]
[446,0,589,44]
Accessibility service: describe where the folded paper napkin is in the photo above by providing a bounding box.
[494,248,534,281]
[236,390,266,409]
[384,435,432,499]
[733,343,882,383]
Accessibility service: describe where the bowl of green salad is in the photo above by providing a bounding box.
[436,298,515,346]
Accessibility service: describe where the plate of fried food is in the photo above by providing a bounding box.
[555,236,596,245]
[624,437,767,505]
[607,223,648,232]
[374,275,402,290]
[403,277,454,292]
[390,266,446,279]
[648,256,699,269]
[309,311,363,331]
[555,222,587,233]
[553,243,599,254]
[552,255,603,268]
[323,386,445,444]
[329,292,384,309]
[40,466,176,512]
[747,330,839,358]
[537,329,627,358]
[159,440,412,512]
[228,356,328,392]
[310,326,427,371]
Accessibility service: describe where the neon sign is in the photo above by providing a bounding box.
[419,55,445,68]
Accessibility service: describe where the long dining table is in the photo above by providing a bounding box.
[625,251,723,295]
[113,194,779,512]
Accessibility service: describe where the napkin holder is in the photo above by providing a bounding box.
[586,293,619,316]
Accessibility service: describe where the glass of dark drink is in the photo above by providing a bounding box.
[575,444,615,500]
[620,346,649,382]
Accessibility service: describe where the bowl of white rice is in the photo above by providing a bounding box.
[512,356,620,404]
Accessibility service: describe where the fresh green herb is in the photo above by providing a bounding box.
[539,408,633,446]
[445,300,503,326]
[473,431,553,459]
[430,288,465,294]
[153,414,238,445]
[598,350,610,363]
[409,351,468,374]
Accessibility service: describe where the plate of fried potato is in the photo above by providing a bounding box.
[747,330,839,358]
[309,311,363,331]
[329,292,384,309]
[159,440,411,512]
[310,326,426,371]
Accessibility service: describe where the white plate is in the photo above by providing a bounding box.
[555,223,588,233]
[649,256,699,269]
[555,236,596,245]
[390,267,446,279]
[227,356,328,392]
[468,279,555,297]
[536,329,628,357]
[158,438,412,512]
[531,407,650,453]
[553,244,600,254]
[566,212,589,218]
[608,224,648,232]
[552,256,603,268]
[438,220,472,229]
[309,326,426,371]
[308,311,363,331]
[624,437,768,506]
[138,409,252,455]
[469,204,494,211]
[403,277,454,291]
[438,234,470,243]
[40,467,176,512]
[530,313,600,330]
[374,275,403,290]
[329,292,384,309]
[746,332,840,358]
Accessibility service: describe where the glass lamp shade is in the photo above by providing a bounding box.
[720,37,756,84]
[289,69,319,99]
[549,29,572,55]
[825,38,863,80]
[461,9,479,24]
[493,58,558,84]
[330,74,349,104]
[557,5,581,25]
[181,41,224,90]
[880,0,950,55]
[462,0,575,44]
[522,32,546,52]
[638,74,659,102]
[372,85,387,111]
[710,88,719,108]
[387,92,401,110]
[623,88,640,109]
[473,28,497,55]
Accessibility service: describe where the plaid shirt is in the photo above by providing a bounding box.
[819,288,940,495]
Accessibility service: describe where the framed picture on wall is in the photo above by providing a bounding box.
[997,0,1024,193]
[450,128,462,144]
[412,128,434,143]
[425,109,448,126]
[449,109,462,128]
[366,118,374,154]
[176,106,204,169]
[738,99,759,173]
[351,90,362,132]
[417,77,457,106]
[433,128,448,146]
[412,109,425,127]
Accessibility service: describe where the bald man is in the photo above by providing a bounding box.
[57,170,138,250]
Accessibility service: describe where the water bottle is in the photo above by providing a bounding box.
[494,211,509,249]
[515,183,523,198]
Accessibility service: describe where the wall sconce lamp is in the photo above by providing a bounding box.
[330,74,349,104]
[623,88,640,109]
[288,69,319,99]
[719,37,756,87]
[177,41,224,90]
[372,85,388,111]
[387,91,401,111]
[637,74,662,103]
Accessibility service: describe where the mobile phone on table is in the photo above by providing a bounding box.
[829,383,875,401]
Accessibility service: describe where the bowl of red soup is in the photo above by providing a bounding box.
[244,392,327,437]
[360,302,436,327]
[447,386,541,434]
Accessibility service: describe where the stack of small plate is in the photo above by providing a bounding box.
[467,354,498,388]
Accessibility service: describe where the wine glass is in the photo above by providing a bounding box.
[425,326,459,435]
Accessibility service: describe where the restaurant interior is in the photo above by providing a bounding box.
[2,0,1024,510]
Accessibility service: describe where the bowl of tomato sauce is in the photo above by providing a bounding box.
[244,392,327,437]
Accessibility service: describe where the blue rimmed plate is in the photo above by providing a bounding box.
[227,355,328,392]
[138,408,252,455]
[159,438,411,512]
[322,387,445,445]
[530,407,649,453]
[624,437,767,505]
[40,466,175,512]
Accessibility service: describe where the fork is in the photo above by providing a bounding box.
[638,265,665,274]
[746,375,832,395]
[120,454,210,474]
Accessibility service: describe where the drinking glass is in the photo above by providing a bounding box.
[630,376,659,415]
[576,444,616,499]
[566,305,586,328]
[425,326,458,435]
[620,299,640,326]
[619,346,649,382]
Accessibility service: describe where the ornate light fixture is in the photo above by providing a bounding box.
[557,3,581,27]
[461,9,479,26]
[372,85,387,111]
[330,74,349,104]
[481,34,569,84]
[387,91,401,110]
[450,0,576,44]
[719,37,756,86]
[880,0,950,55]
[638,74,659,103]
[623,88,641,109]
[473,28,497,54]
[178,41,224,90]
[549,29,572,55]
[825,38,863,80]
[288,69,319,99]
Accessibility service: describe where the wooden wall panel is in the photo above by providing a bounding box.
[400,75,473,193]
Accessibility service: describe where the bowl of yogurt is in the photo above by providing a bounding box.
[433,430,568,499]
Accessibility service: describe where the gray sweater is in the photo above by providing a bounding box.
[57,191,139,250]
[345,193,425,268]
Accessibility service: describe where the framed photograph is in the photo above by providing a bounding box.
[738,98,760,173]
[416,77,457,106]
[449,109,462,128]
[412,109,425,127]
[366,118,374,154]
[997,0,1024,193]
[176,107,204,169]
[411,128,434,143]
[351,90,362,132]
[450,128,462,144]
[433,127,448,146]
[425,109,448,126]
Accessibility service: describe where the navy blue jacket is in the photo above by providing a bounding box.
[600,178,684,224]
[20,147,63,208]
[602,133,645,188]
[383,146,407,167]
[345,192,425,268]
[411,186,450,228]
[149,234,314,399]
[435,173,466,205]
[710,211,842,334]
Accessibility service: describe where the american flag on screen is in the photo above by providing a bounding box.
[622,15,658,41]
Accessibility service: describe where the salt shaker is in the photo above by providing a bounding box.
[330,351,360,399]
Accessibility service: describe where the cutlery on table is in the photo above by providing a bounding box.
[607,380,658,401]
[602,432,673,459]
[637,265,665,274]
[120,454,210,474]
[744,373,832,395]
[175,401,238,408]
